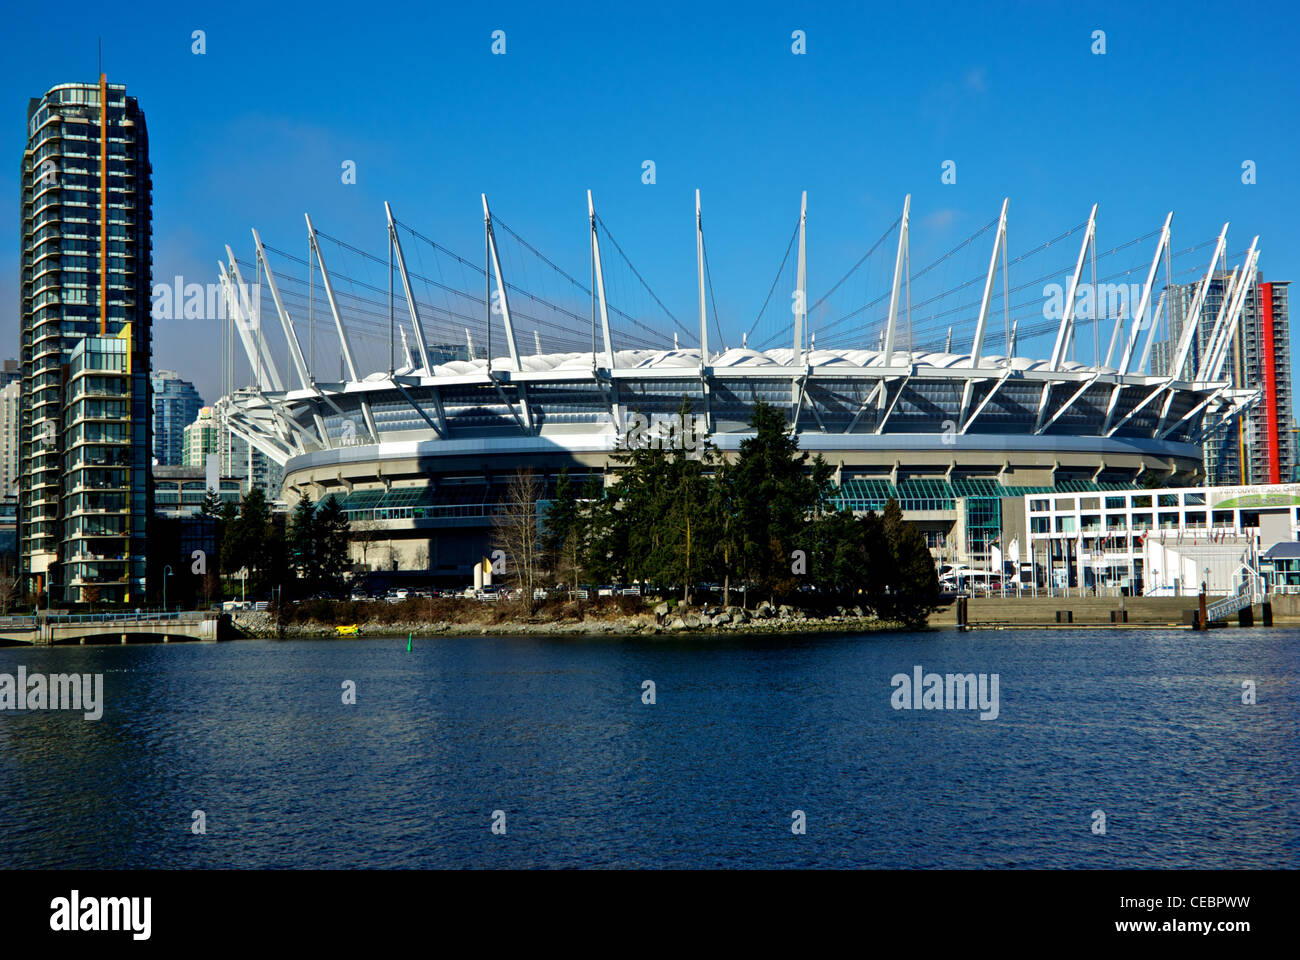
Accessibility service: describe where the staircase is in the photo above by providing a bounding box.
[1205,562,1267,624]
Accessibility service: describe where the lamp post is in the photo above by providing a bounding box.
[163,564,173,613]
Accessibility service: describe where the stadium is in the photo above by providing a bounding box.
[215,192,1259,578]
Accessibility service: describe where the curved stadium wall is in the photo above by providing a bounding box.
[222,346,1236,579]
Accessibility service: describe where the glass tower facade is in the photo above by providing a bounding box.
[18,79,153,603]
[1154,271,1295,487]
[151,370,202,466]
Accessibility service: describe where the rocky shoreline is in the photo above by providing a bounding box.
[231,601,907,639]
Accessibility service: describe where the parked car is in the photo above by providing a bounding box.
[597,585,616,597]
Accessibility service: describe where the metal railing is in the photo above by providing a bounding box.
[38,611,207,625]
[1205,569,1266,623]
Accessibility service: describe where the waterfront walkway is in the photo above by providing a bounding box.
[936,595,1292,630]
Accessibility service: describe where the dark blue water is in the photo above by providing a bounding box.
[2,629,1296,868]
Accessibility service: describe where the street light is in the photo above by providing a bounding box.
[163,565,173,613]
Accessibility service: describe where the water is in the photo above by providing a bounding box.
[2,629,1296,869]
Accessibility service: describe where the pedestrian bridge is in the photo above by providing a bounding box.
[0,612,224,646]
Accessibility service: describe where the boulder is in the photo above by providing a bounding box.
[654,602,671,617]
[712,613,731,627]
[667,617,687,631]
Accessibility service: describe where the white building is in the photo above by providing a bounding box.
[1022,482,1300,595]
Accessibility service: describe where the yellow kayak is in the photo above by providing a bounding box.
[336,624,359,636]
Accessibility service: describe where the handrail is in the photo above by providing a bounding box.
[1205,567,1266,623]
[33,611,209,625]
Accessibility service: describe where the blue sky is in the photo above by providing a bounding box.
[2,0,1297,405]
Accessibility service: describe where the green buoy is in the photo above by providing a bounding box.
[406,632,412,652]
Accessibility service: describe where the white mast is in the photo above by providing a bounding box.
[882,194,910,367]
[794,190,807,362]
[970,197,1009,368]
[588,190,616,371]
[696,189,707,366]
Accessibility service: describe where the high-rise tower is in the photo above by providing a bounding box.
[151,370,203,466]
[1155,271,1294,486]
[18,79,153,603]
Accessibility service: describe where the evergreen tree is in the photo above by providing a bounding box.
[315,495,351,594]
[603,417,672,586]
[880,498,940,627]
[600,401,723,599]
[222,489,274,598]
[289,494,318,595]
[729,398,828,602]
[264,511,289,601]
[658,418,718,603]
[543,470,579,585]
[533,395,941,627]
[199,488,229,600]
[199,488,225,518]
[580,475,620,588]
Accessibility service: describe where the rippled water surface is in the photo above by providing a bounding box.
[2,628,1296,868]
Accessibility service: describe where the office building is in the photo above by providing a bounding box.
[153,464,242,518]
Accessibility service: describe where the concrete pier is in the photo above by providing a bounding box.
[931,595,1288,629]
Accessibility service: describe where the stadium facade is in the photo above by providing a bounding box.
[216,194,1261,579]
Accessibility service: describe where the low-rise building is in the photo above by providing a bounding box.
[1006,482,1300,595]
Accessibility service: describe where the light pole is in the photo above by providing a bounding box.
[163,565,173,613]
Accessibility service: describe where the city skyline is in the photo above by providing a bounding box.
[1,1,1298,406]
[1,2,1299,900]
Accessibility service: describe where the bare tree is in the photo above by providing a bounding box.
[552,528,583,600]
[493,469,542,614]
[413,543,430,572]
[0,562,21,616]
[351,516,379,570]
